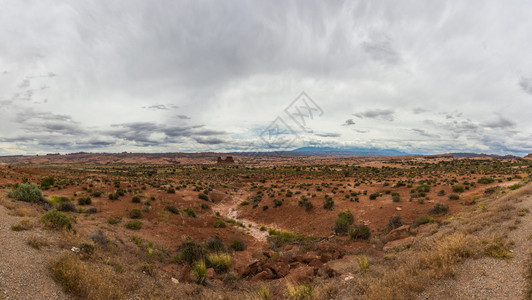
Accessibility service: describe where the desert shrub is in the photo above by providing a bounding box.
[11,217,34,231]
[349,224,370,240]
[508,183,522,190]
[77,197,91,205]
[41,177,55,189]
[41,210,72,230]
[239,201,250,206]
[204,237,228,253]
[164,206,179,214]
[369,192,380,200]
[207,252,232,273]
[337,210,354,224]
[483,238,513,259]
[27,235,48,249]
[392,193,400,202]
[79,243,95,257]
[192,260,207,284]
[413,215,435,227]
[9,183,42,203]
[273,198,283,208]
[108,193,119,200]
[177,242,205,265]
[131,196,141,203]
[449,194,460,200]
[213,220,226,228]
[90,191,102,197]
[429,203,449,215]
[323,195,334,210]
[198,193,209,201]
[333,217,350,235]
[167,188,175,194]
[129,209,142,219]
[415,184,431,193]
[107,217,120,224]
[387,215,403,230]
[452,185,465,193]
[298,198,313,211]
[230,238,246,251]
[125,220,142,230]
[184,207,197,218]
[437,189,446,196]
[478,177,495,184]
[57,201,77,212]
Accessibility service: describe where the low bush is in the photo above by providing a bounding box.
[184,207,197,218]
[204,237,227,253]
[478,177,495,184]
[131,196,141,203]
[198,193,209,201]
[57,202,77,212]
[452,185,465,193]
[77,197,91,205]
[177,242,205,265]
[129,209,142,219]
[323,195,334,210]
[230,238,246,251]
[164,206,179,214]
[125,220,142,230]
[449,194,460,200]
[429,203,449,215]
[41,210,72,230]
[8,183,42,203]
[387,215,403,230]
[192,260,207,284]
[349,224,370,240]
[413,215,435,227]
[213,220,226,228]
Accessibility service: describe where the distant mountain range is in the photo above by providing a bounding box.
[290,146,411,157]
[449,153,522,159]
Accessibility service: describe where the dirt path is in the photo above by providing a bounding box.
[418,193,532,299]
[0,203,68,300]
[213,193,269,242]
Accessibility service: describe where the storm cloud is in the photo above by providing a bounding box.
[1,1,532,155]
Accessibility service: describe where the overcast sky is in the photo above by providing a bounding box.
[1,0,532,156]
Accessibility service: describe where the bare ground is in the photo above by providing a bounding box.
[0,201,69,300]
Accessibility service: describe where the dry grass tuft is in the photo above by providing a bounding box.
[14,206,37,217]
[27,235,49,249]
[49,252,124,300]
[11,217,35,231]
[526,251,532,300]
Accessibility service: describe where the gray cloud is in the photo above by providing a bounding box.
[362,37,401,65]
[482,115,516,129]
[519,77,532,95]
[342,119,356,126]
[353,109,395,121]
[315,132,341,138]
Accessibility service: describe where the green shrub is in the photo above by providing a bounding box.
[392,193,401,202]
[508,183,522,190]
[429,203,449,215]
[41,210,72,230]
[57,202,77,212]
[230,238,246,251]
[131,196,141,203]
[323,195,334,210]
[349,224,370,240]
[107,217,120,225]
[77,197,91,205]
[108,193,119,200]
[333,216,350,235]
[177,242,205,265]
[164,206,179,214]
[273,199,283,208]
[478,177,495,184]
[41,177,55,189]
[337,210,354,224]
[239,201,250,206]
[198,193,209,201]
[298,198,313,211]
[449,194,460,200]
[125,221,142,230]
[129,209,142,219]
[369,192,380,200]
[387,215,403,230]
[9,183,42,202]
[204,237,227,253]
[413,215,435,227]
[213,220,226,228]
[184,208,197,218]
[452,185,465,193]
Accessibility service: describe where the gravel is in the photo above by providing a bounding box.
[0,202,70,300]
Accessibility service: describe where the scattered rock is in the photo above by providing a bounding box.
[250,269,274,282]
[382,236,416,252]
[263,257,290,278]
[386,225,411,241]
[285,266,315,283]
[207,268,215,279]
[171,278,179,284]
